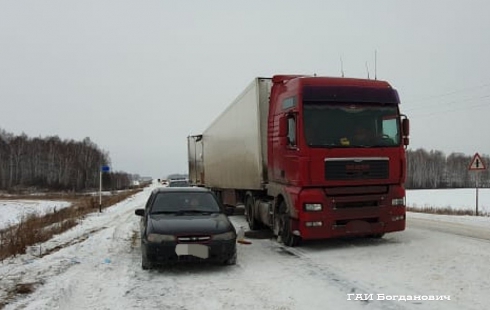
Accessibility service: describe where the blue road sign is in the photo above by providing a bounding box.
[101,165,110,172]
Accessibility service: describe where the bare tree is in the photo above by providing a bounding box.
[0,128,131,192]
[406,150,490,189]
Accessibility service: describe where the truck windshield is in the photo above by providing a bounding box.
[303,102,400,148]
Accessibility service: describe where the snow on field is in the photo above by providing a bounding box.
[0,200,71,230]
[406,188,490,214]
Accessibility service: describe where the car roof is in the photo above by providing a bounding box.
[151,186,210,194]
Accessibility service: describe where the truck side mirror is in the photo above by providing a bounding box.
[402,118,410,146]
[402,118,409,136]
[278,115,288,137]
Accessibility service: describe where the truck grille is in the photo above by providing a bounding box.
[335,200,379,209]
[325,158,389,180]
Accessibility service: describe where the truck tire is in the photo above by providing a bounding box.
[277,201,301,247]
[245,195,261,230]
[141,256,152,270]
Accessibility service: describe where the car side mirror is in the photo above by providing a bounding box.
[135,209,145,216]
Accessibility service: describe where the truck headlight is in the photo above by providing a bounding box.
[391,197,405,206]
[147,233,175,243]
[212,231,236,241]
[304,203,323,211]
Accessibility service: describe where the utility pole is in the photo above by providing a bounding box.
[99,165,110,212]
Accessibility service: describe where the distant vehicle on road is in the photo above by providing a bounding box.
[134,187,237,269]
[167,178,190,187]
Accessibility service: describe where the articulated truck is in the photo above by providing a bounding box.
[188,75,409,246]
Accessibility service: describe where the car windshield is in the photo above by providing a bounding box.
[150,192,221,214]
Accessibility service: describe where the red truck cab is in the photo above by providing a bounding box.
[267,75,409,245]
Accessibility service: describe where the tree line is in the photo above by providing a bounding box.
[406,149,490,189]
[1,129,489,191]
[0,129,134,191]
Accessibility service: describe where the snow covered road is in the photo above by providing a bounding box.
[2,185,489,310]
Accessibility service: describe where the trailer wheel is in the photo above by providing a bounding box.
[277,201,300,247]
[245,195,261,230]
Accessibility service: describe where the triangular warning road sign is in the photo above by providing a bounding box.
[468,153,486,171]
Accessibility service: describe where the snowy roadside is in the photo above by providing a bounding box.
[406,188,490,214]
[408,211,490,228]
[0,200,72,230]
[0,186,151,308]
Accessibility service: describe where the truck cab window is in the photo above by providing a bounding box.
[381,117,399,144]
[287,116,297,146]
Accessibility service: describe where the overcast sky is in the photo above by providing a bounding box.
[1,1,489,178]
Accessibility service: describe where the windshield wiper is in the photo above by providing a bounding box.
[150,210,182,215]
[308,143,338,147]
[179,209,219,215]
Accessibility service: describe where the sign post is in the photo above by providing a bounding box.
[99,165,110,212]
[468,153,486,216]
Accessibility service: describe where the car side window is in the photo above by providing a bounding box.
[145,193,155,210]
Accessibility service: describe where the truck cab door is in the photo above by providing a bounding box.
[275,113,300,184]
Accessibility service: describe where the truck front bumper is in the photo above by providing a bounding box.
[295,205,405,240]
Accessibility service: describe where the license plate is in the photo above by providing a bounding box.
[175,244,209,259]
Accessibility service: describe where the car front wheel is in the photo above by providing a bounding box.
[222,251,237,265]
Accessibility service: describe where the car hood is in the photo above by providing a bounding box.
[148,213,235,235]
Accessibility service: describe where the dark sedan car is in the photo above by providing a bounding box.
[135,187,237,269]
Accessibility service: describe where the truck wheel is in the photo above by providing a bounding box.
[142,256,152,270]
[278,202,301,247]
[245,195,261,230]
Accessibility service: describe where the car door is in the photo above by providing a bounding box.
[141,192,156,236]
